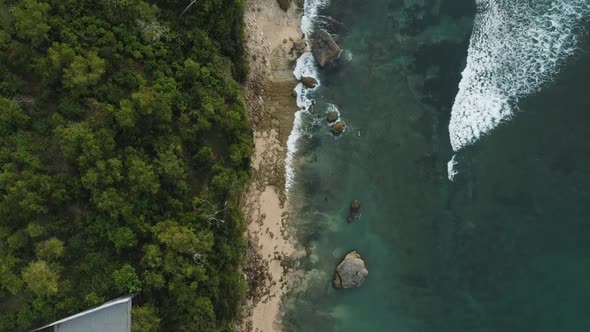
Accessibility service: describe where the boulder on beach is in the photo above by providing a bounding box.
[332,251,368,289]
[327,111,339,123]
[300,76,318,89]
[330,121,346,135]
[311,29,342,67]
[348,199,361,223]
[293,39,307,51]
[277,0,291,11]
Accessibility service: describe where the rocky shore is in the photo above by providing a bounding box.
[239,0,357,330]
[240,0,306,331]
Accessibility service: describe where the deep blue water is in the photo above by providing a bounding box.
[283,1,590,331]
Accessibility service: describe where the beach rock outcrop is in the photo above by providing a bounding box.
[311,29,342,67]
[294,0,305,8]
[300,76,318,89]
[332,251,368,289]
[330,121,346,135]
[348,200,361,223]
[327,111,339,123]
[277,0,291,11]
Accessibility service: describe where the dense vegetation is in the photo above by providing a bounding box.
[0,0,252,330]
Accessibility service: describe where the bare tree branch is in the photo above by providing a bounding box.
[180,0,197,17]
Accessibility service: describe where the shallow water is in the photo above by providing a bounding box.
[283,0,590,331]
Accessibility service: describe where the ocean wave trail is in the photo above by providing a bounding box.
[449,0,590,152]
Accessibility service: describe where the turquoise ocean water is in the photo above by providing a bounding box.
[283,1,590,331]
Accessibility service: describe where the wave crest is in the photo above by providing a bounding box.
[449,0,590,151]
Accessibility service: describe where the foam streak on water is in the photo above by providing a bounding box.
[449,0,590,152]
[286,0,330,191]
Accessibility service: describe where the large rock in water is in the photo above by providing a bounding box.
[300,76,318,89]
[311,29,342,67]
[333,251,368,289]
[326,111,339,123]
[330,121,346,135]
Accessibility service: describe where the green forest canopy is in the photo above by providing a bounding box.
[0,0,252,331]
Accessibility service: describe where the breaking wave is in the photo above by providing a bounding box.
[449,0,590,152]
[286,0,329,191]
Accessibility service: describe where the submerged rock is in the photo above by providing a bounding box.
[311,29,342,67]
[327,111,339,123]
[333,251,368,289]
[330,121,346,135]
[300,76,318,89]
[348,200,361,223]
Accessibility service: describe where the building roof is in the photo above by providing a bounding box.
[32,294,134,332]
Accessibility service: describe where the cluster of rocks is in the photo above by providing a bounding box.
[283,6,348,137]
[331,200,368,289]
[243,237,271,303]
[277,0,304,11]
[243,0,366,313]
[308,30,349,136]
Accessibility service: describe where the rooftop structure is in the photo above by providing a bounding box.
[33,294,134,332]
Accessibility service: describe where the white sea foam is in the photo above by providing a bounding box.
[449,0,590,152]
[293,52,318,81]
[285,0,330,191]
[301,0,331,35]
[447,154,458,181]
[343,50,353,61]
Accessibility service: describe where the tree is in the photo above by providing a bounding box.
[131,304,160,332]
[47,43,76,69]
[11,0,51,46]
[126,154,160,194]
[141,244,162,269]
[131,86,173,124]
[108,227,137,251]
[112,264,142,293]
[0,0,252,329]
[21,261,59,297]
[0,96,29,136]
[40,43,77,84]
[26,222,46,238]
[154,145,183,174]
[0,255,23,295]
[35,237,65,261]
[151,220,213,255]
[63,52,106,95]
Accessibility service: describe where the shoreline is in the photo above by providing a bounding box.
[240,0,306,331]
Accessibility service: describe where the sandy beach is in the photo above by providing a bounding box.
[240,0,305,331]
